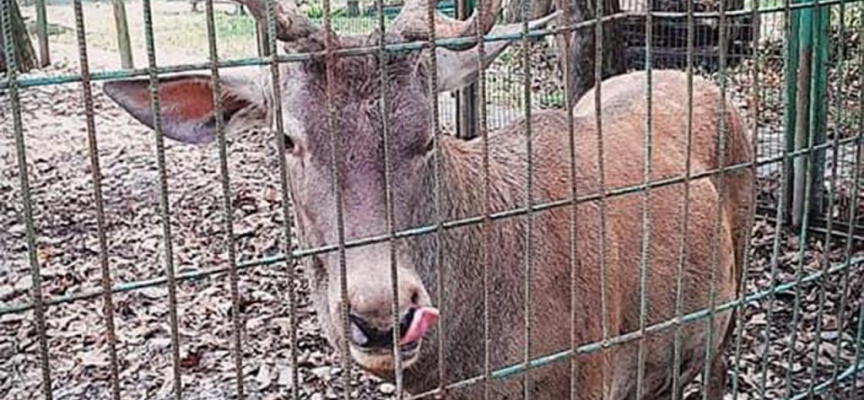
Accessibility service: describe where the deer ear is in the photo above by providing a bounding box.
[103,72,269,144]
[434,11,561,93]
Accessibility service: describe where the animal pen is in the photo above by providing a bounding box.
[0,0,863,398]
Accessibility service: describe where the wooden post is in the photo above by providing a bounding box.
[0,0,37,73]
[112,0,134,69]
[455,0,478,140]
[34,0,49,66]
[256,20,271,57]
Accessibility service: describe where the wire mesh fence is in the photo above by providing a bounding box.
[0,0,863,399]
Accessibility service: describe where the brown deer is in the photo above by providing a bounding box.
[101,0,753,397]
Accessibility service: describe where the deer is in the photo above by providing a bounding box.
[101,0,754,397]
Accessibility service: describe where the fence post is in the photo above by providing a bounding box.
[788,0,828,228]
[455,0,478,139]
[783,0,800,221]
[34,0,48,66]
[807,3,828,222]
[257,20,271,57]
[791,0,813,228]
[112,0,134,68]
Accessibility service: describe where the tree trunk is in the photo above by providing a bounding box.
[112,0,134,69]
[0,0,38,74]
[504,0,553,23]
[555,0,625,103]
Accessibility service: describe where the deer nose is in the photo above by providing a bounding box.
[348,307,439,350]
[348,309,415,349]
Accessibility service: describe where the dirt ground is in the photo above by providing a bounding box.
[2,1,864,399]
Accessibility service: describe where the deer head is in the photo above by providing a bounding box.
[102,0,559,378]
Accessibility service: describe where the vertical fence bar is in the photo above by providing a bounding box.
[472,0,492,397]
[581,1,613,398]
[701,0,730,395]
[591,2,612,399]
[785,0,821,393]
[422,0,448,393]
[841,22,864,399]
[825,14,863,398]
[671,0,695,398]
[140,0,184,397]
[563,0,578,394]
[562,0,583,397]
[807,0,828,220]
[784,0,800,220]
[72,0,122,398]
[758,0,795,393]
[263,0,300,396]
[112,0,134,69]
[808,0,844,397]
[375,0,405,396]
[730,0,762,397]
[635,0,654,398]
[320,0,352,398]
[520,0,535,395]
[34,0,49,67]
[201,0,247,397]
[0,1,54,399]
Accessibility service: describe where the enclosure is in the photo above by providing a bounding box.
[1,0,863,398]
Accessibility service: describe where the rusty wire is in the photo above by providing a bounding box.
[201,0,248,397]
[671,0,698,398]
[71,0,123,398]
[1,1,54,399]
[140,0,185,397]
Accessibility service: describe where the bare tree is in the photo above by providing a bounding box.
[554,0,625,102]
[502,0,625,102]
[0,0,37,73]
[503,0,553,23]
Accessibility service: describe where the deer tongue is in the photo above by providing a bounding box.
[399,307,439,346]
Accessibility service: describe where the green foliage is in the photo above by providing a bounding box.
[306,4,324,18]
[215,13,257,40]
[537,91,565,108]
[830,1,863,29]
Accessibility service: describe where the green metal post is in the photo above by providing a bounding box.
[112,0,134,69]
[788,0,828,227]
[791,0,813,228]
[783,0,800,220]
[34,0,49,67]
[807,3,828,221]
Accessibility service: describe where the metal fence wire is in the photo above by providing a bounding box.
[0,0,863,399]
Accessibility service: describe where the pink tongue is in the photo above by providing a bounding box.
[399,307,439,346]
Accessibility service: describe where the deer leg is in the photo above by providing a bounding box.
[704,353,727,400]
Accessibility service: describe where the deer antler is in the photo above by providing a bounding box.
[235,0,503,51]
[391,0,503,48]
[235,0,320,42]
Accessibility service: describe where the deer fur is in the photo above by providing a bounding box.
[101,3,753,398]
